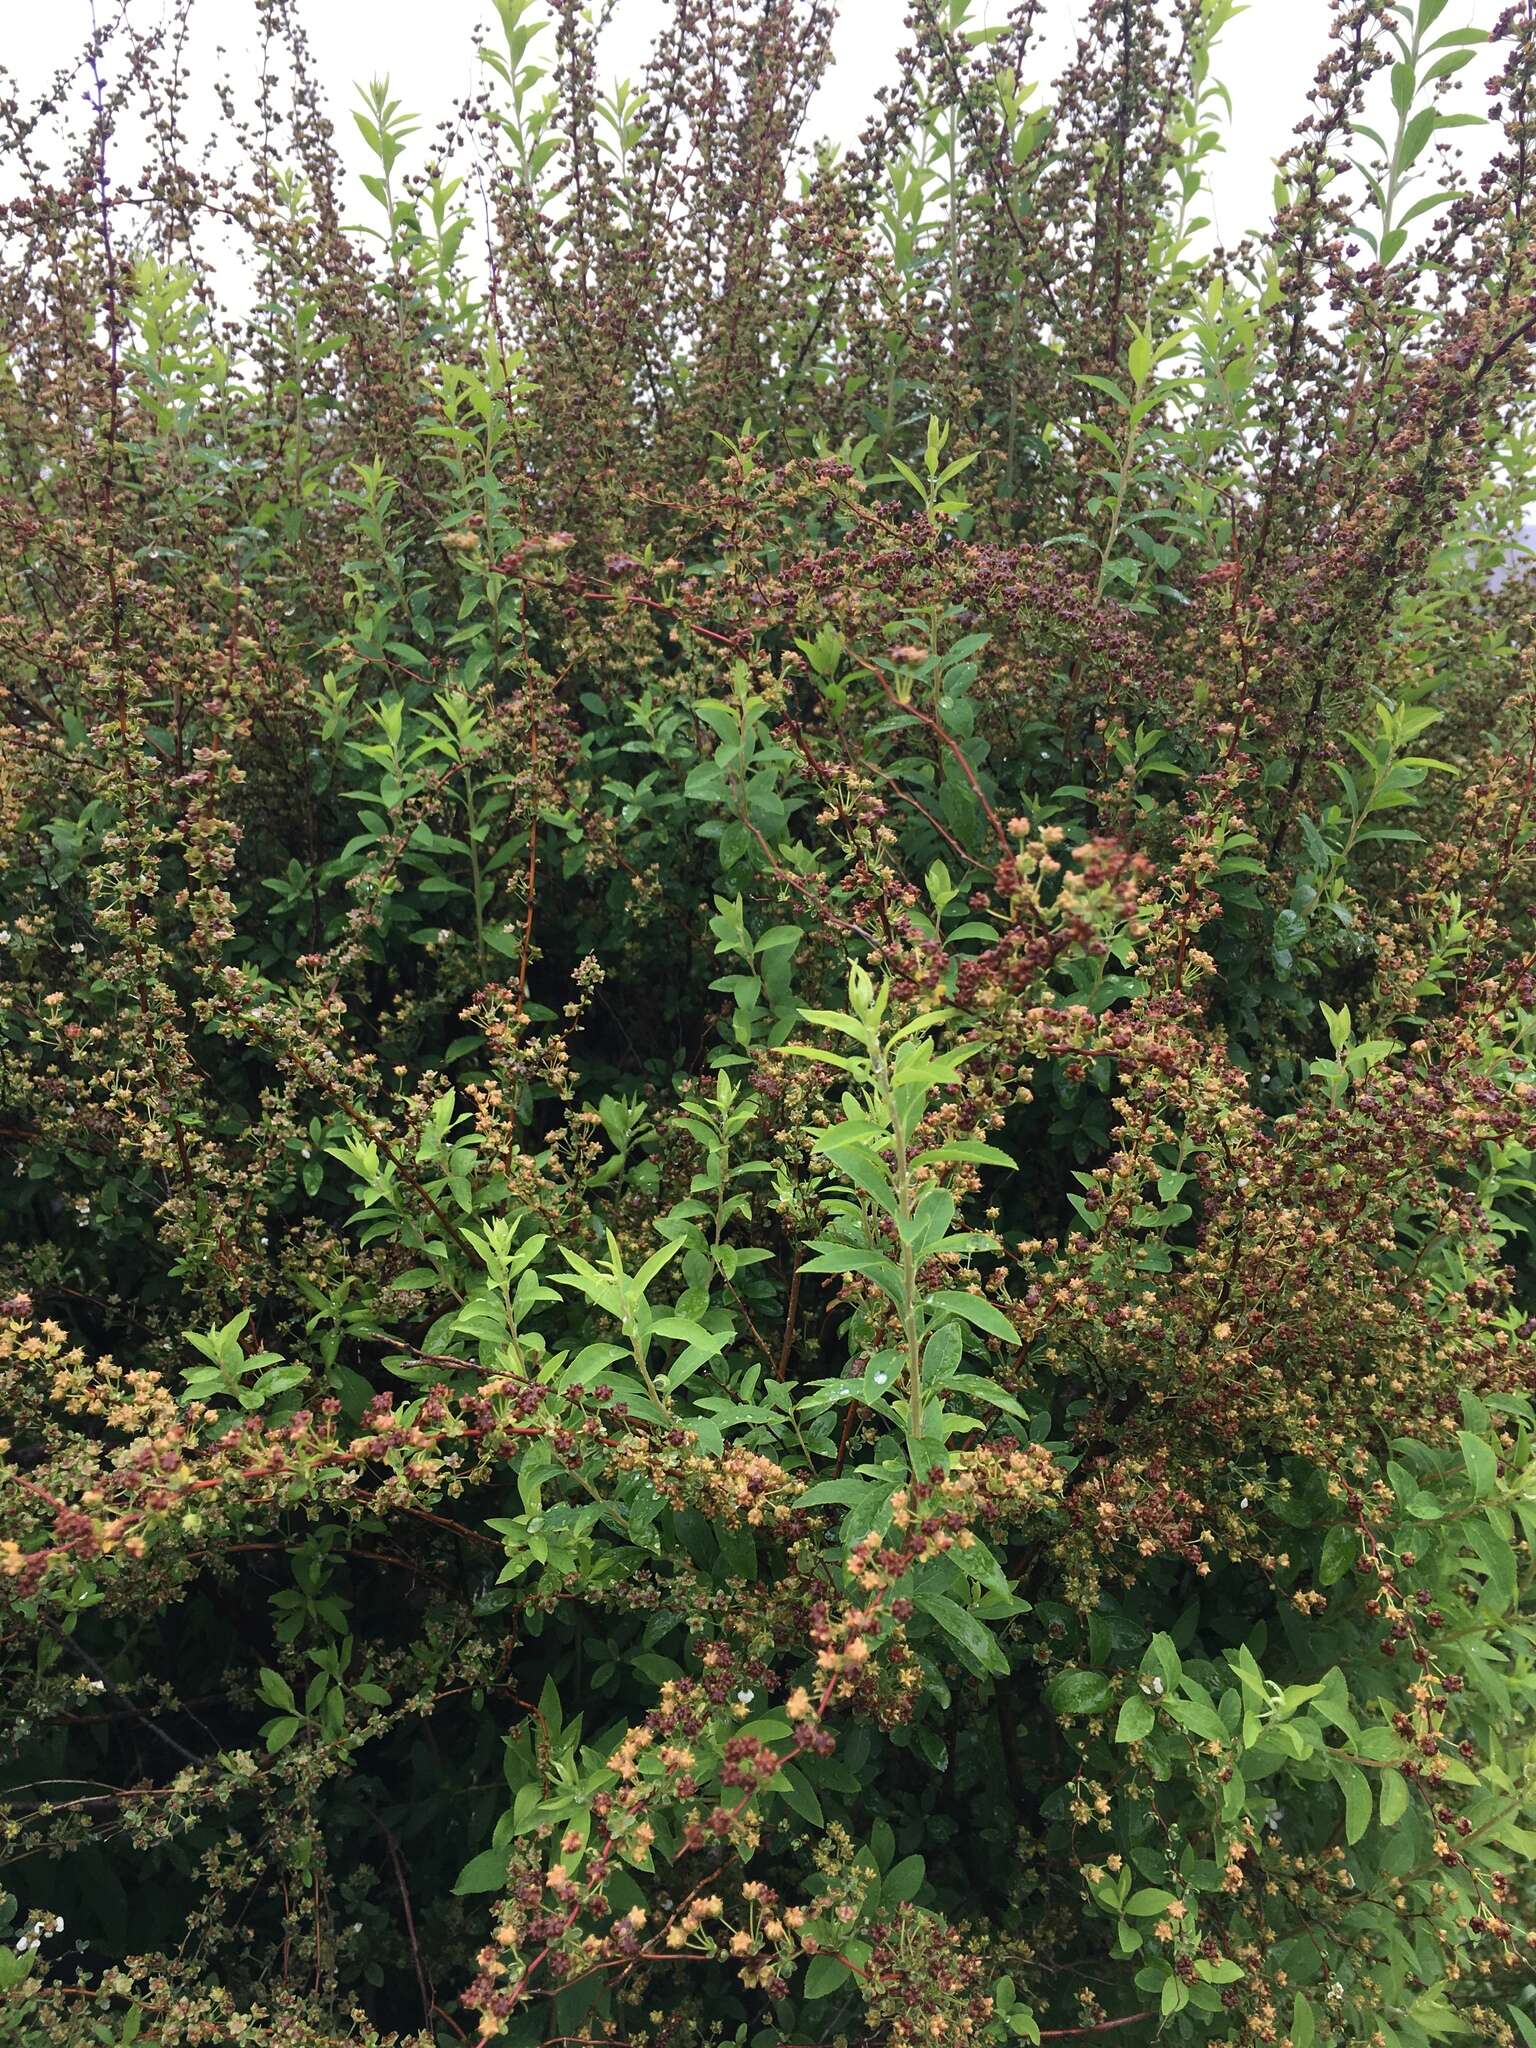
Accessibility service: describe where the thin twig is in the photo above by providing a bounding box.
[380,1822,433,2030]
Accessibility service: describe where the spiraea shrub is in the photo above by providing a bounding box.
[3,0,1536,2041]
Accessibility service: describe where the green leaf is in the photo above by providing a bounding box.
[1197,1959,1244,1984]
[454,1846,511,1894]
[1141,1632,1183,1690]
[257,1667,297,1712]
[942,1371,1029,1421]
[0,1945,31,1991]
[814,1135,896,1211]
[797,1475,882,1508]
[803,1953,852,1999]
[387,1266,442,1291]
[1116,1696,1156,1743]
[928,1289,1019,1342]
[1046,1668,1113,1717]
[1165,1691,1226,1743]
[1319,1522,1358,1587]
[1466,1521,1518,1611]
[1334,1757,1372,1843]
[1127,1887,1177,1915]
[1378,1769,1409,1828]
[1321,1000,1351,1054]
[918,1591,1008,1677]
[775,1762,824,1826]
[913,1140,1016,1170]
[1160,1972,1188,2016]
[1401,104,1438,169]
[882,1854,926,1904]
[1457,1429,1497,1498]
[801,1243,906,1304]
[263,1714,302,1753]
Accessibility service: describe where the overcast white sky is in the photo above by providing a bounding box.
[0,0,1506,257]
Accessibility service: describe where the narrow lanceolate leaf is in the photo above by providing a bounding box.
[917,1591,1009,1676]
[928,1289,1019,1343]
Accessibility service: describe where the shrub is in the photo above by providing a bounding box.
[3,0,1536,2043]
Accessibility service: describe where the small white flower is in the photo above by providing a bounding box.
[15,1938,28,1953]
[1150,1676,1164,1696]
[736,1688,755,1705]
[68,942,85,956]
[1326,1980,1345,2006]
[1240,1496,1250,1509]
[87,1679,105,1694]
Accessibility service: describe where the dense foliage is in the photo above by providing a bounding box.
[3,0,1536,2042]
